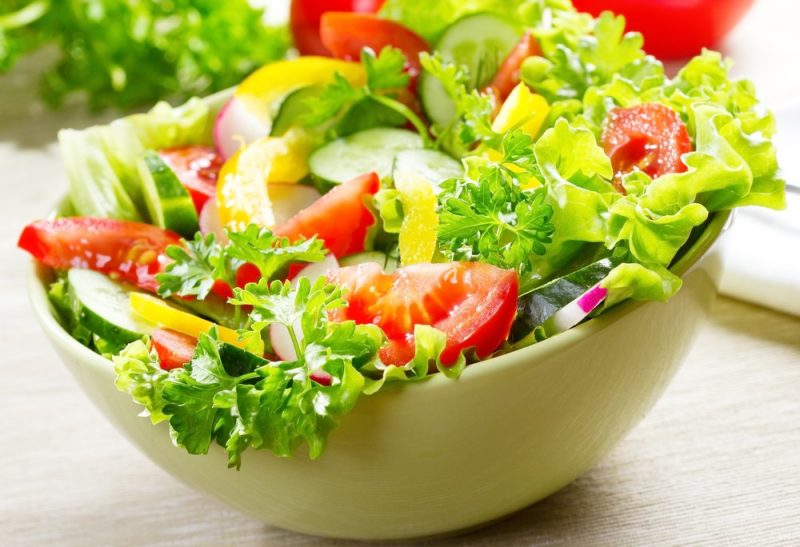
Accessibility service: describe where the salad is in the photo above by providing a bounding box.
[18,0,785,468]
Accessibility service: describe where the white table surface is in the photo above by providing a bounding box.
[1,1,799,545]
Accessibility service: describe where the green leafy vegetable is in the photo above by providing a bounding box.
[301,47,431,144]
[60,98,213,220]
[438,130,555,277]
[0,0,289,111]
[156,226,327,300]
[419,52,496,156]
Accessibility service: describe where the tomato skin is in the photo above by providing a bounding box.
[18,217,180,293]
[158,146,223,212]
[572,0,754,60]
[601,103,692,192]
[329,262,519,367]
[489,32,542,101]
[152,328,197,370]
[320,13,429,80]
[273,172,380,258]
[291,0,385,56]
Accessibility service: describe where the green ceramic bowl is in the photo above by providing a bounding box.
[26,200,730,540]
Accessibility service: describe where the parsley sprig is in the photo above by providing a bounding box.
[419,52,497,156]
[115,277,386,468]
[438,130,555,276]
[301,47,432,146]
[156,225,327,300]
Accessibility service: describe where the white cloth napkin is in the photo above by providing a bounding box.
[718,104,800,316]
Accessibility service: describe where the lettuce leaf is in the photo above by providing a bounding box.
[527,119,616,282]
[60,98,213,221]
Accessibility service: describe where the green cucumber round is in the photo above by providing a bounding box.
[270,86,324,137]
[309,128,424,187]
[420,13,521,128]
[67,269,154,346]
[391,149,463,192]
[139,150,199,237]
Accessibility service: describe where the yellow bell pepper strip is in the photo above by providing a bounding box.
[492,82,550,137]
[130,292,247,350]
[235,57,366,128]
[485,83,551,189]
[394,171,439,266]
[216,128,314,232]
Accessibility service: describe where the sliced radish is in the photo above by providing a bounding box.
[269,254,340,362]
[269,321,300,362]
[214,98,270,160]
[545,284,609,335]
[290,253,339,285]
[198,198,228,244]
[269,183,321,225]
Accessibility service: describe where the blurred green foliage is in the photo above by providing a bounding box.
[0,0,289,111]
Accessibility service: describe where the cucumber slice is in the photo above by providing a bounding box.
[392,149,463,192]
[509,257,621,343]
[67,269,154,346]
[339,251,398,273]
[420,13,521,128]
[270,86,324,137]
[138,150,199,237]
[309,128,424,186]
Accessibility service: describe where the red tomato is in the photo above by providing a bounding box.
[320,13,429,80]
[151,328,197,370]
[601,103,692,192]
[18,217,180,293]
[328,262,519,366]
[158,146,223,212]
[291,0,385,56]
[273,172,379,258]
[488,32,542,101]
[572,0,754,60]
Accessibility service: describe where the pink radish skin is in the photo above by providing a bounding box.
[269,254,340,362]
[214,98,270,160]
[549,284,608,334]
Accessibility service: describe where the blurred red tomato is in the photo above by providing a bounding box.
[572,0,755,59]
[320,13,429,79]
[291,0,386,56]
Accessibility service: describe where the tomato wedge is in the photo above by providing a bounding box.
[328,262,519,366]
[151,328,197,370]
[488,32,542,101]
[291,0,386,56]
[18,217,180,293]
[158,146,224,212]
[601,103,692,193]
[320,13,429,80]
[273,172,379,258]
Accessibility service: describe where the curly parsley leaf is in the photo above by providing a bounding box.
[227,278,385,466]
[156,227,326,300]
[419,52,496,156]
[438,130,555,275]
[301,47,429,143]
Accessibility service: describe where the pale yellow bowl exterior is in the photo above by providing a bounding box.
[27,206,729,540]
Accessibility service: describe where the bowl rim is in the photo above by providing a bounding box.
[27,206,731,394]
